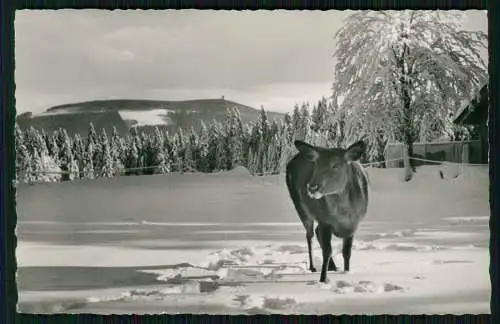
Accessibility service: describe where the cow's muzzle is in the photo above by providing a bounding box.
[307,183,323,200]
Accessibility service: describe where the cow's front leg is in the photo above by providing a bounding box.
[316,224,337,271]
[342,236,354,272]
[305,220,316,272]
[317,223,333,283]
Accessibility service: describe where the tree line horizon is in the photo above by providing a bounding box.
[15,98,475,185]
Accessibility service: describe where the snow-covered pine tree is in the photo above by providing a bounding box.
[253,106,271,174]
[291,104,302,141]
[215,125,228,171]
[92,129,106,177]
[87,122,98,147]
[110,126,121,163]
[15,123,27,182]
[132,131,145,175]
[311,97,329,134]
[174,128,187,172]
[196,121,210,172]
[55,128,67,155]
[47,135,60,166]
[28,147,43,184]
[240,122,254,170]
[277,121,293,173]
[126,140,140,176]
[223,107,244,170]
[23,126,37,157]
[247,122,260,174]
[300,103,312,143]
[188,127,200,172]
[157,145,171,175]
[26,129,62,183]
[40,129,50,154]
[205,120,221,172]
[82,141,95,179]
[141,131,153,173]
[38,145,63,183]
[333,10,487,178]
[183,140,196,173]
[110,126,125,175]
[15,123,24,144]
[59,129,74,181]
[68,154,80,181]
[99,129,114,178]
[16,143,31,184]
[140,131,154,175]
[162,130,172,164]
[169,132,181,172]
[87,123,103,176]
[323,99,345,148]
[147,126,165,174]
[72,134,85,179]
[283,112,294,144]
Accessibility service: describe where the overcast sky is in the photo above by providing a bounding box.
[15,10,488,115]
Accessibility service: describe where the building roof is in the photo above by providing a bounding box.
[453,82,488,125]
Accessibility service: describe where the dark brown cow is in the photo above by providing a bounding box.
[285,140,369,283]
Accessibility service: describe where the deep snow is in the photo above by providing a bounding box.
[15,165,490,314]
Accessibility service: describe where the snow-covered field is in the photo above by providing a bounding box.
[118,109,174,126]
[15,165,490,314]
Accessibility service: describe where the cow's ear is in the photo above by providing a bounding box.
[345,140,365,161]
[294,140,319,162]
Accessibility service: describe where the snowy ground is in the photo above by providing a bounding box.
[15,165,490,314]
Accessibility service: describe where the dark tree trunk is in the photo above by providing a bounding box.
[399,68,416,175]
[405,137,416,172]
[338,116,346,147]
[376,136,387,168]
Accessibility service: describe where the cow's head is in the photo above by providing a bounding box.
[294,140,366,199]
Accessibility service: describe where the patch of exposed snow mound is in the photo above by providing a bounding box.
[225,165,251,176]
[444,216,489,224]
[262,296,297,310]
[318,279,405,294]
[376,229,416,239]
[118,109,173,127]
[199,247,256,270]
[87,282,202,303]
[353,240,444,252]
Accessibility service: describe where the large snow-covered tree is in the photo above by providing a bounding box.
[333,10,487,177]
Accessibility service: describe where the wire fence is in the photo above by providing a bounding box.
[408,156,488,167]
[27,156,489,177]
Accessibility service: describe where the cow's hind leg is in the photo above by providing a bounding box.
[315,225,337,271]
[304,219,316,272]
[317,223,334,283]
[342,236,354,272]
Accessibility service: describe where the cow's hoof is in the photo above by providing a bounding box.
[310,267,317,273]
